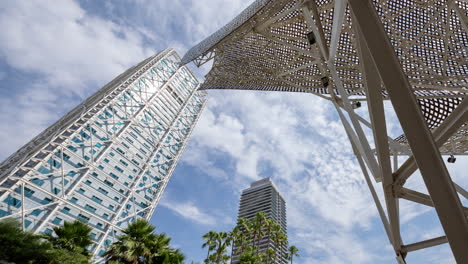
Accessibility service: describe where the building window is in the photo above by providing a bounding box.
[67,145,78,152]
[52,217,62,225]
[77,214,90,222]
[4,196,21,208]
[42,197,52,205]
[91,196,103,204]
[98,188,108,195]
[116,148,125,155]
[104,180,114,187]
[114,166,124,173]
[61,207,70,214]
[119,160,128,167]
[84,204,96,213]
[31,209,42,216]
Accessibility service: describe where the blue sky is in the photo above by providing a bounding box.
[0,1,466,263]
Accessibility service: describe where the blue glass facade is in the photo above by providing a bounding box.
[0,49,206,257]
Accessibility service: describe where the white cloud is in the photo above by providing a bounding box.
[182,84,465,262]
[181,90,385,262]
[160,198,230,226]
[0,0,153,159]
[0,0,463,263]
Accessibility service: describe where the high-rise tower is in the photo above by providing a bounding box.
[0,49,206,258]
[233,178,287,264]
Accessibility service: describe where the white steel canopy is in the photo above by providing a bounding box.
[182,0,468,155]
[182,0,468,263]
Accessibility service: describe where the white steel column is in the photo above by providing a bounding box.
[354,20,403,255]
[348,1,468,262]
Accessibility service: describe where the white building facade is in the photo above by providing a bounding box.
[0,49,206,257]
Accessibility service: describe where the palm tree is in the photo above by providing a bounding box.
[154,248,185,264]
[237,246,258,264]
[46,220,93,256]
[228,227,238,263]
[169,248,186,264]
[265,248,275,264]
[202,230,218,263]
[263,219,276,264]
[104,219,161,264]
[251,212,266,255]
[213,232,232,264]
[0,219,52,263]
[235,218,250,256]
[287,246,299,264]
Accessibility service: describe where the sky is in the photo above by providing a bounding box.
[0,1,466,263]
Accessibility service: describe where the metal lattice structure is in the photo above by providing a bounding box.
[182,0,468,262]
[0,49,207,260]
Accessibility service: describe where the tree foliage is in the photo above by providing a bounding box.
[202,212,299,264]
[0,219,52,263]
[44,220,93,258]
[104,219,184,264]
[0,219,91,264]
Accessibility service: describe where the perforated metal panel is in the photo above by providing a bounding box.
[183,0,467,153]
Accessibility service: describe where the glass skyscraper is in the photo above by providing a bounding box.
[0,49,206,257]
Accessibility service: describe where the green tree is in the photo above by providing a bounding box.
[212,232,231,264]
[202,213,298,264]
[251,213,266,255]
[104,219,182,264]
[0,219,52,263]
[150,233,173,260]
[202,230,217,263]
[202,231,231,264]
[287,246,299,264]
[45,220,93,257]
[0,219,91,264]
[265,248,275,264]
[263,219,276,264]
[104,219,159,263]
[234,218,250,256]
[237,246,262,264]
[154,248,185,264]
[47,248,90,264]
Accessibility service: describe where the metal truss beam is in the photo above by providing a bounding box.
[402,236,448,253]
[328,0,346,62]
[335,101,394,245]
[398,187,468,214]
[302,3,381,183]
[348,1,468,262]
[394,97,468,186]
